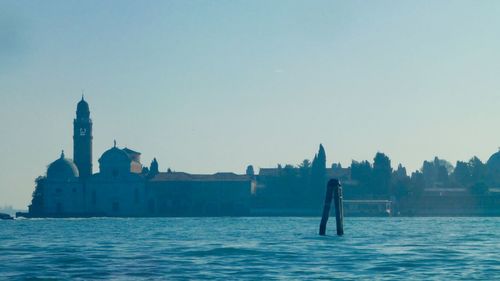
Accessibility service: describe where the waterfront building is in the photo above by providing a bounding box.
[27,98,252,217]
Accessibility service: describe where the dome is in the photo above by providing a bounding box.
[98,142,132,176]
[487,150,500,170]
[99,146,130,164]
[76,96,90,119]
[47,151,79,180]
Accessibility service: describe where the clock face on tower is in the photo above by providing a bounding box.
[80,128,87,136]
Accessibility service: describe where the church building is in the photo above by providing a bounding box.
[27,98,253,217]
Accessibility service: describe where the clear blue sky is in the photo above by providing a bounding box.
[1,0,500,208]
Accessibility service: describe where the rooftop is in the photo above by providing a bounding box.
[150,172,251,182]
[123,147,141,155]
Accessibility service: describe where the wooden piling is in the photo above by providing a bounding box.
[319,179,343,236]
[333,180,344,236]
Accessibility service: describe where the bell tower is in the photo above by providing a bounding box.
[73,95,93,179]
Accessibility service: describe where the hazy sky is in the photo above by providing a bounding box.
[1,0,500,208]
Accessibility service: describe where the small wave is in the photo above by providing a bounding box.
[183,247,265,257]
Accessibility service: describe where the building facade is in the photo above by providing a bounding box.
[26,98,252,217]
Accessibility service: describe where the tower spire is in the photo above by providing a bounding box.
[74,96,93,179]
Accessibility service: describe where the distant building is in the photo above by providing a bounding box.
[251,166,352,215]
[26,98,253,217]
[147,172,251,216]
[398,187,500,216]
[343,200,392,217]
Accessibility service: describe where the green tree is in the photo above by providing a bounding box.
[149,158,159,176]
[29,177,46,215]
[452,161,470,187]
[391,164,410,199]
[298,159,311,179]
[394,164,407,178]
[331,162,342,169]
[421,157,453,188]
[469,156,487,184]
[299,159,312,169]
[421,160,436,188]
[350,160,372,198]
[311,144,327,201]
[409,171,425,197]
[372,152,392,196]
[392,175,411,199]
[436,165,450,187]
[351,160,372,183]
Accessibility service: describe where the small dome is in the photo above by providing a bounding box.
[47,151,79,180]
[76,96,90,119]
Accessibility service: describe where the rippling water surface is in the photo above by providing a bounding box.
[1,217,499,280]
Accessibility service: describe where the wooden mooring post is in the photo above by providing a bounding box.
[319,179,344,236]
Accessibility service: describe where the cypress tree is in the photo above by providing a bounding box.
[150,158,159,176]
[311,144,327,201]
[373,152,392,196]
[246,165,255,176]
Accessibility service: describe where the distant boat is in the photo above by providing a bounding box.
[0,213,14,220]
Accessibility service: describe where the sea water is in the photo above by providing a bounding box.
[0,217,499,280]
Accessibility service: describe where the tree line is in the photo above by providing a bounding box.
[252,145,499,208]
